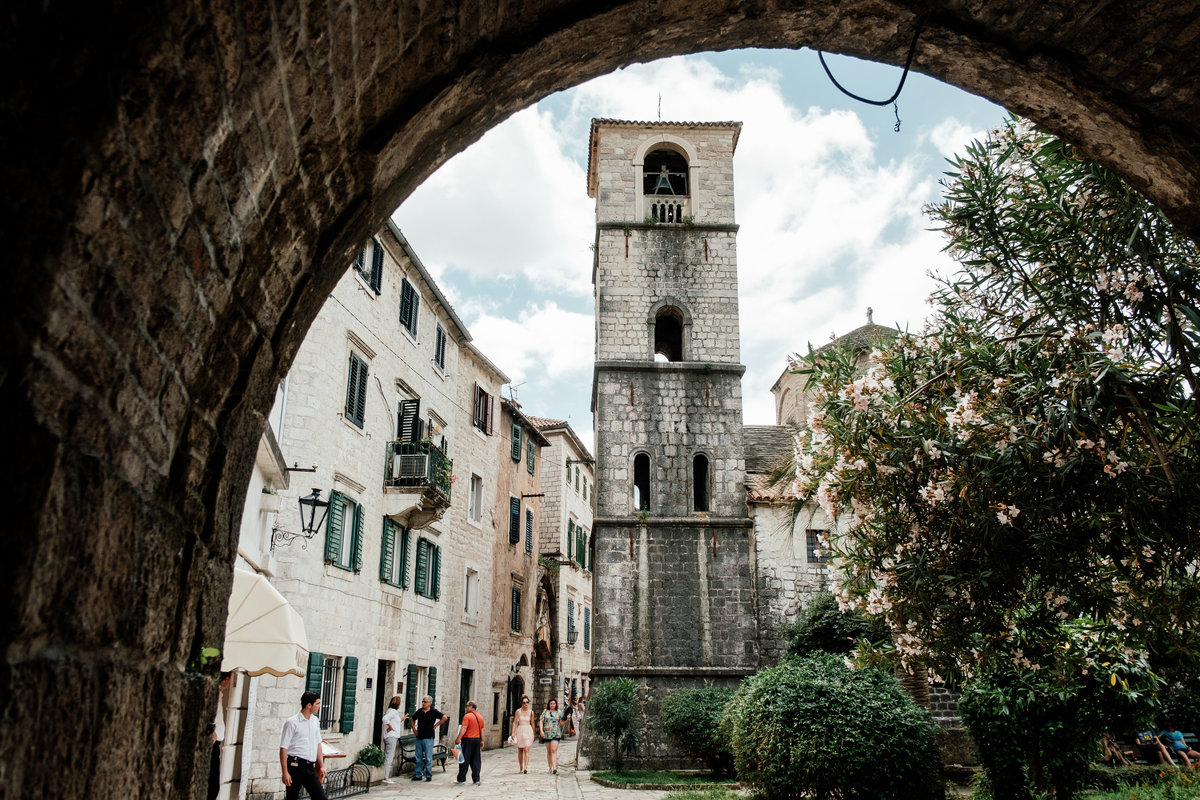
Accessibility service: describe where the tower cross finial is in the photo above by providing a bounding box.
[867,306,874,324]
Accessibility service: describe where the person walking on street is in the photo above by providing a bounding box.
[279,691,329,800]
[403,696,448,782]
[381,696,403,783]
[539,698,562,774]
[512,694,535,773]
[455,700,486,785]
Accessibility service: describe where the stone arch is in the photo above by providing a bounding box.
[648,298,693,362]
[6,3,1200,796]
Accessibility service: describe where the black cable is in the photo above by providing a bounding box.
[817,14,927,113]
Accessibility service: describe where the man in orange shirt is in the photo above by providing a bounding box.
[454,700,486,785]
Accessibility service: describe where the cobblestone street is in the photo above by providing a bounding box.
[362,735,670,800]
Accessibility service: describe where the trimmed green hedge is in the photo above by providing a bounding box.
[723,653,940,800]
[660,687,736,776]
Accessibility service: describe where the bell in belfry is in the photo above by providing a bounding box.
[653,164,674,194]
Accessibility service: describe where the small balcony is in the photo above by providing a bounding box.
[383,440,453,530]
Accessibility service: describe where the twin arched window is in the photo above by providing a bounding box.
[630,451,710,513]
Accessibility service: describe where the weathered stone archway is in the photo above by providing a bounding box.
[3,2,1199,796]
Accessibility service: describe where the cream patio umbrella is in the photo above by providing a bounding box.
[221,569,309,677]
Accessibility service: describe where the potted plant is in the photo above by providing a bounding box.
[260,486,281,513]
[357,744,386,783]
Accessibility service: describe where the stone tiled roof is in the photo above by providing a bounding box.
[744,425,794,475]
[528,414,593,462]
[815,322,898,355]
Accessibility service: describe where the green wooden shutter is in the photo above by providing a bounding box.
[511,424,522,460]
[406,664,419,713]
[380,517,396,582]
[399,527,411,588]
[370,239,384,293]
[340,656,358,733]
[567,519,574,556]
[527,439,535,474]
[584,531,590,570]
[414,538,428,597]
[325,491,345,564]
[525,508,533,553]
[434,324,447,369]
[427,666,438,707]
[398,399,421,443]
[584,608,591,650]
[509,497,521,543]
[431,544,441,600]
[352,503,364,572]
[306,651,325,694]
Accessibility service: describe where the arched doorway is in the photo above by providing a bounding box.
[4,3,1200,796]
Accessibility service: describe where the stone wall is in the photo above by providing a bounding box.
[8,3,1200,795]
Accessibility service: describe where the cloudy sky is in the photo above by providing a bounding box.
[393,49,1007,453]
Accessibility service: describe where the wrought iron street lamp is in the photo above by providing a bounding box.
[271,488,330,551]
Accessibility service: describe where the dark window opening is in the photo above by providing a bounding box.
[806,529,829,563]
[643,149,688,196]
[693,454,709,512]
[650,201,685,223]
[654,307,684,362]
[633,453,650,512]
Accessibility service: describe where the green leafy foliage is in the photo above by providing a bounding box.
[588,677,642,770]
[722,653,940,800]
[356,744,385,767]
[793,117,1200,687]
[659,687,736,776]
[785,589,887,657]
[958,620,1160,800]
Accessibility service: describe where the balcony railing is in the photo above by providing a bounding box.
[385,440,453,501]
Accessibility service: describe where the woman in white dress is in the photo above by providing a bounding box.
[512,695,535,773]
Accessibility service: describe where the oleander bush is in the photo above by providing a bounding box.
[660,687,736,776]
[722,653,940,800]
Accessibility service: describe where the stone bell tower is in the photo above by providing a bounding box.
[587,119,757,766]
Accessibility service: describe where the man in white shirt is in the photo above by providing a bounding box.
[381,695,403,784]
[279,691,328,800]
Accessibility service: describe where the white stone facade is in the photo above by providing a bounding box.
[530,418,595,707]
[239,221,514,798]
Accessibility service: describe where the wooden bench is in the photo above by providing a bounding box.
[1117,731,1198,765]
[397,734,450,774]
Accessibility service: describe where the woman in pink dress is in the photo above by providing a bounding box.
[512,695,535,773]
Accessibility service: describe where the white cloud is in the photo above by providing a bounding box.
[390,53,1002,433]
[393,107,595,297]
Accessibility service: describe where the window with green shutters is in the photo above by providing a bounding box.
[567,598,576,640]
[352,240,383,293]
[510,423,522,460]
[345,353,369,428]
[380,518,410,587]
[525,508,533,553]
[399,278,420,337]
[414,538,441,599]
[306,651,325,694]
[340,656,358,733]
[526,438,535,474]
[427,666,437,707]
[511,585,522,632]
[434,323,447,370]
[325,491,363,572]
[584,608,591,651]
[576,526,585,565]
[567,519,575,557]
[508,497,521,544]
[405,664,419,713]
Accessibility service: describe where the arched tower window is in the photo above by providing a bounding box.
[654,306,684,362]
[693,454,710,512]
[633,453,651,512]
[643,148,689,223]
